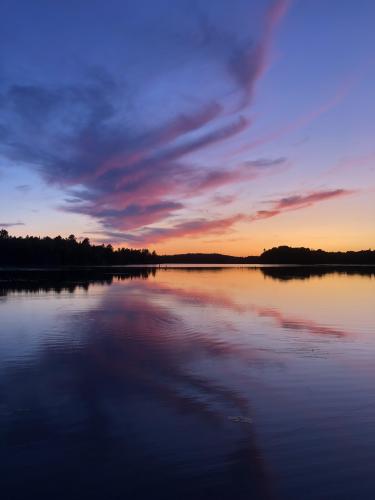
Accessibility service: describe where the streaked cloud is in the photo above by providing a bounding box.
[15,184,31,192]
[251,189,356,221]
[0,0,289,243]
[0,221,25,228]
[94,187,354,245]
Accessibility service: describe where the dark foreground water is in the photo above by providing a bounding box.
[1,266,374,500]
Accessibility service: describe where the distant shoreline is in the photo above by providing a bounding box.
[1,231,374,266]
[1,263,375,270]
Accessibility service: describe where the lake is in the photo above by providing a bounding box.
[1,266,374,499]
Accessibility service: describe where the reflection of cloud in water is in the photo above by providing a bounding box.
[133,278,352,339]
[255,307,348,338]
[1,280,276,499]
[1,268,375,499]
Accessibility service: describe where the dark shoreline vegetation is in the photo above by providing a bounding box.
[0,266,374,298]
[1,229,374,266]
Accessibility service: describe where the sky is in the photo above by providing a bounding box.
[0,0,374,255]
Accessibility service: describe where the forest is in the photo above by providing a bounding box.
[1,230,374,266]
[0,230,157,266]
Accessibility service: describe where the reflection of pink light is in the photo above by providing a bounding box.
[135,279,351,338]
[255,307,348,338]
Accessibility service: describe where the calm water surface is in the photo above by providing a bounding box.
[1,267,374,499]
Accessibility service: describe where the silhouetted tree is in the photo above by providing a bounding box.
[0,230,159,267]
[260,245,375,264]
[1,231,374,266]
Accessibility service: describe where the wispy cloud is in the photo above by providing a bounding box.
[229,0,290,107]
[0,221,25,228]
[326,151,375,177]
[15,184,31,192]
[139,214,246,243]
[227,76,358,159]
[0,1,291,242]
[90,214,247,245]
[251,188,356,221]
[88,187,355,245]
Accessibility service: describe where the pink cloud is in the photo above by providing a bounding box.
[193,157,286,192]
[137,214,246,244]
[250,188,356,221]
[90,102,223,181]
[1,2,293,242]
[274,189,354,209]
[67,153,285,237]
[96,188,355,246]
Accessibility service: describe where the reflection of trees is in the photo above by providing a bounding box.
[1,265,373,298]
[0,268,155,296]
[260,266,375,281]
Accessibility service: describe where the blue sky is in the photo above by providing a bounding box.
[0,0,374,254]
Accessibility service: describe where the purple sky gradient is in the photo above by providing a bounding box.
[0,0,374,254]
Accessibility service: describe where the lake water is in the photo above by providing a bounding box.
[1,267,374,499]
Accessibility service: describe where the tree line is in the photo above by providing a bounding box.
[0,230,157,266]
[1,230,374,266]
[259,245,375,264]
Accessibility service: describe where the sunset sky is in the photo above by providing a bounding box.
[0,0,374,255]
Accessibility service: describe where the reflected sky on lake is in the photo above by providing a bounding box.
[1,267,374,499]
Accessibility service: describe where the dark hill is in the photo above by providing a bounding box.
[158,253,258,264]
